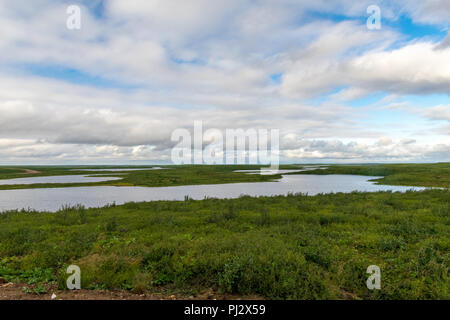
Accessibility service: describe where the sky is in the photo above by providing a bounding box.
[0,0,449,164]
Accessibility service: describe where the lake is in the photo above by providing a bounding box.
[0,175,122,185]
[0,174,425,212]
[234,169,318,175]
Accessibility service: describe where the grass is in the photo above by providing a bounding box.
[0,163,448,299]
[0,163,449,191]
[0,189,448,299]
[0,165,305,190]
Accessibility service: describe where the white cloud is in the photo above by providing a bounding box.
[282,137,449,162]
[282,40,450,98]
[0,0,448,163]
[423,105,450,121]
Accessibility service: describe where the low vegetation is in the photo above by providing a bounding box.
[0,165,303,190]
[1,163,449,191]
[0,189,448,299]
[0,163,448,299]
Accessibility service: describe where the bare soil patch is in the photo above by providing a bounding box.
[0,282,263,300]
[20,169,41,175]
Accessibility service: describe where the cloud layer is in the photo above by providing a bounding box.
[0,0,448,163]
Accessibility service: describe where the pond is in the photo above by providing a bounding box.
[0,175,122,185]
[234,168,327,175]
[0,174,425,212]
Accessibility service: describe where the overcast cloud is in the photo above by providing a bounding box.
[0,0,449,163]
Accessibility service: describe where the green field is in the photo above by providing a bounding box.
[0,165,303,190]
[0,163,449,191]
[0,164,448,299]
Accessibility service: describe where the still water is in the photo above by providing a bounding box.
[234,169,313,175]
[0,174,425,212]
[0,175,122,185]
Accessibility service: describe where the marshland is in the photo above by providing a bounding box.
[0,163,448,299]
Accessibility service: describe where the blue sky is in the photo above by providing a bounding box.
[23,64,138,89]
[0,0,448,164]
